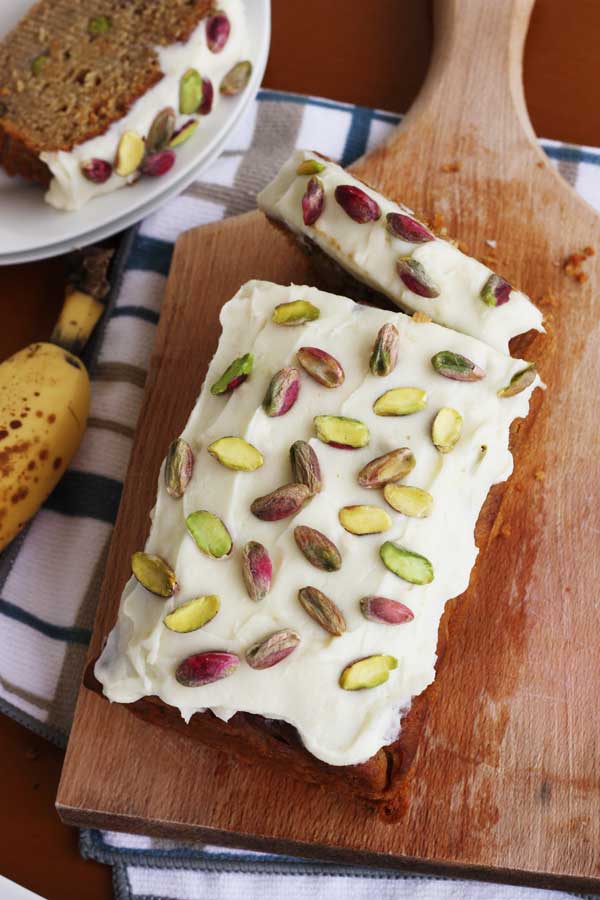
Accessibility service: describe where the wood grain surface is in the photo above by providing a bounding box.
[55,0,600,891]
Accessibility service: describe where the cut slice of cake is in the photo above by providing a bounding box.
[257,150,544,353]
[0,0,250,209]
[95,280,540,797]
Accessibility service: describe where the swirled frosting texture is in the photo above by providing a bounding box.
[96,281,539,767]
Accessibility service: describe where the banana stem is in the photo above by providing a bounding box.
[50,288,104,355]
[50,245,113,355]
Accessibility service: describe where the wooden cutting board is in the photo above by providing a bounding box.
[57,0,600,890]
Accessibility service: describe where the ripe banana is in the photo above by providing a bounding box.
[0,342,91,551]
[0,247,113,552]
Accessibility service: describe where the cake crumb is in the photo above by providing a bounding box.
[564,249,593,282]
[412,311,432,323]
[441,162,461,173]
[539,293,558,308]
[534,469,546,481]
[536,160,545,168]
[500,524,512,538]
[431,211,446,234]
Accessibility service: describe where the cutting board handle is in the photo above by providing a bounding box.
[418,0,538,141]
[359,0,539,172]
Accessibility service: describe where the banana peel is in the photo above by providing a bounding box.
[0,247,113,551]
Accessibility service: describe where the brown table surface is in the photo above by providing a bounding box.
[1,2,599,898]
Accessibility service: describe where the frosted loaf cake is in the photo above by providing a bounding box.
[96,281,540,781]
[257,150,544,353]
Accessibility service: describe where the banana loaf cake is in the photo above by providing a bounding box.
[0,0,250,209]
[95,279,540,803]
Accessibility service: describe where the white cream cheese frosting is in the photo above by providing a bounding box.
[96,280,540,768]
[257,150,544,354]
[40,0,246,211]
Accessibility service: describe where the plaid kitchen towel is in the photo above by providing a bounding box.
[1,89,600,900]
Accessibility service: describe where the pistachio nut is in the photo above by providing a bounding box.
[176,650,239,687]
[251,483,311,521]
[164,437,194,498]
[480,273,512,307]
[263,366,300,416]
[246,628,300,669]
[380,541,434,584]
[169,119,199,147]
[115,131,145,177]
[386,212,434,243]
[314,415,369,449]
[131,551,178,597]
[80,159,112,184]
[164,595,220,633]
[272,299,320,325]
[339,505,392,535]
[179,68,203,114]
[360,596,414,625]
[369,323,400,376]
[199,77,214,114]
[88,14,111,34]
[211,352,253,394]
[242,541,272,601]
[373,386,427,416]
[497,364,537,397]
[294,525,342,571]
[290,440,322,494]
[206,12,231,52]
[302,176,325,226]
[297,346,344,387]
[339,654,398,690]
[357,447,415,489]
[140,149,175,177]
[186,510,232,559]
[31,53,48,76]
[431,350,485,382]
[432,407,463,453]
[383,484,433,517]
[208,436,263,471]
[146,107,176,154]
[397,257,440,298]
[296,158,326,176]
[334,184,381,223]
[220,60,252,95]
[298,586,346,635]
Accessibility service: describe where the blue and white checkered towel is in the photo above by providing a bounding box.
[2,89,599,900]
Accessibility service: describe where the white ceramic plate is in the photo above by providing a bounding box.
[0,876,46,900]
[0,0,270,265]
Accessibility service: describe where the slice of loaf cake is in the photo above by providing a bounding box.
[258,151,544,353]
[0,0,250,209]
